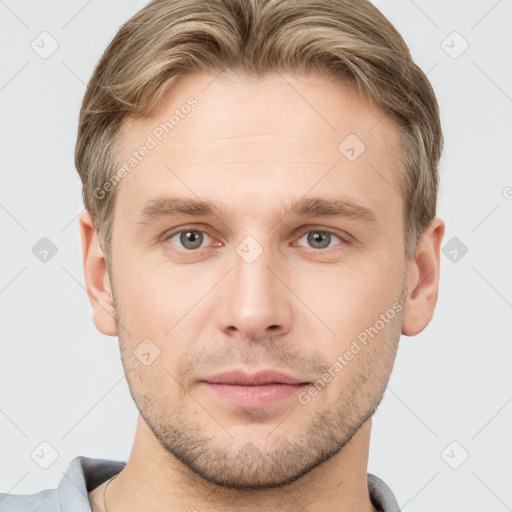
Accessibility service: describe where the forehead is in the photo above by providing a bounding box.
[119,70,399,159]
[114,70,402,222]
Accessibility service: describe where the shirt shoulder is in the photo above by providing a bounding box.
[0,488,59,511]
[368,472,401,512]
[0,456,126,512]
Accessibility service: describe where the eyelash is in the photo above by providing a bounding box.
[164,226,350,252]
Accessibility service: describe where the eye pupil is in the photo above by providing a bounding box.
[180,230,203,250]
[307,231,331,249]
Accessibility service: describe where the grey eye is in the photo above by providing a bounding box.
[297,231,342,249]
[171,230,208,250]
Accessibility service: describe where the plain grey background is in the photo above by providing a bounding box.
[1,1,511,510]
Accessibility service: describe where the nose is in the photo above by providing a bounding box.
[215,242,293,341]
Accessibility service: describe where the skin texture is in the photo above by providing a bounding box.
[82,71,445,512]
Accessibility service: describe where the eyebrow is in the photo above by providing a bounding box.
[138,195,378,225]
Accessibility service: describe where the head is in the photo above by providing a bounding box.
[77,0,445,490]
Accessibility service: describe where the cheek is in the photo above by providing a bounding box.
[292,258,403,334]
[113,261,188,330]
[120,344,179,414]
[112,263,207,375]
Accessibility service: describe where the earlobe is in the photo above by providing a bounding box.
[402,217,445,337]
[79,211,117,337]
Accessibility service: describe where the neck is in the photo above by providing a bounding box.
[97,415,378,512]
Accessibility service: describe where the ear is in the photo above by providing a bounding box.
[402,216,445,336]
[79,211,117,336]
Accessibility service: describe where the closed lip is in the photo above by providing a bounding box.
[200,370,310,386]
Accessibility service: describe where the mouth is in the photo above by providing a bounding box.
[199,369,311,408]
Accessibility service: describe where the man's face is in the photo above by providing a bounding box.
[108,71,408,488]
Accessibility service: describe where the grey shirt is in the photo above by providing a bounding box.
[0,456,401,511]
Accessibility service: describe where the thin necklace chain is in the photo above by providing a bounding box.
[103,473,119,512]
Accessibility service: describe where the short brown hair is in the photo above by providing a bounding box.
[75,0,443,263]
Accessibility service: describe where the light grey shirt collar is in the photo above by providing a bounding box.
[0,456,401,511]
